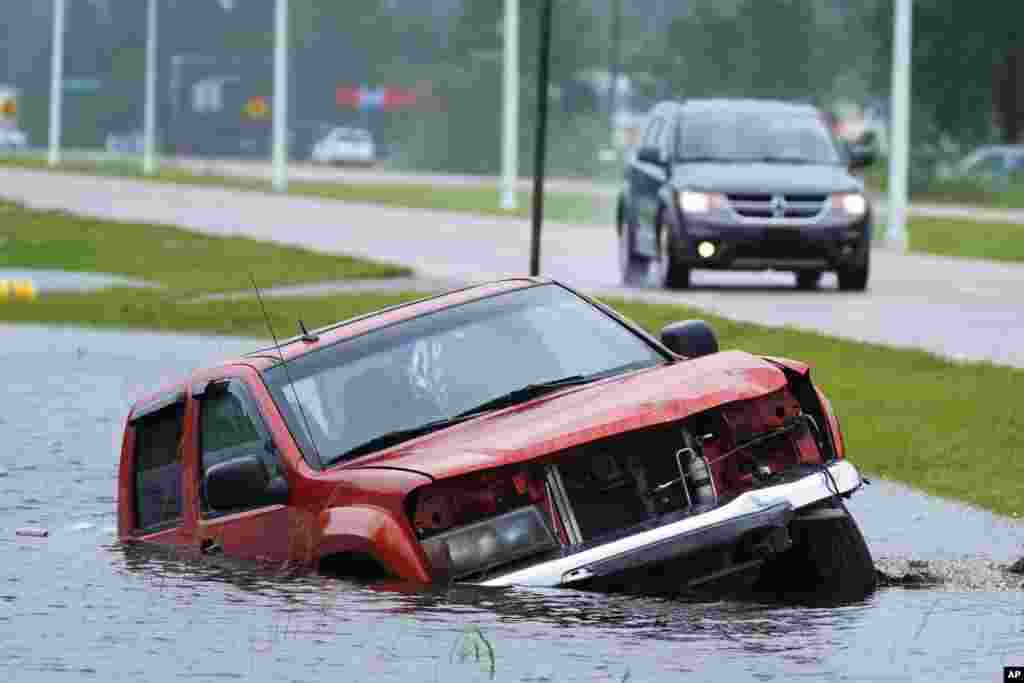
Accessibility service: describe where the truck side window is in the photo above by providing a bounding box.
[133,400,185,532]
[199,381,280,513]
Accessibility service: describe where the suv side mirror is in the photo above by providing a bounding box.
[846,140,877,170]
[636,146,664,166]
[204,455,289,511]
[660,320,719,358]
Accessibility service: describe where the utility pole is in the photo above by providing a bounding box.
[887,0,912,250]
[272,0,289,191]
[608,0,621,139]
[500,0,519,211]
[143,0,159,175]
[48,0,65,167]
[530,0,553,276]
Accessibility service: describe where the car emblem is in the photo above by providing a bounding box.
[770,195,787,218]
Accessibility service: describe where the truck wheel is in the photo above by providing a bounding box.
[756,500,876,603]
[654,222,691,290]
[795,270,823,290]
[618,217,649,286]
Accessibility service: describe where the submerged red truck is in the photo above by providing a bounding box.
[118,279,875,600]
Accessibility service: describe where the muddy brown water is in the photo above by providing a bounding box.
[3,323,1023,682]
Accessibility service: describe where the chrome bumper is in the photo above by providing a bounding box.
[477,460,862,588]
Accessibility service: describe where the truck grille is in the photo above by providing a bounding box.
[726,193,827,220]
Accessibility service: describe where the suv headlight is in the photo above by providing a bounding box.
[679,191,726,214]
[832,193,867,217]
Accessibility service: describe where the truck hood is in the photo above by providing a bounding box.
[341,350,787,481]
[671,162,862,195]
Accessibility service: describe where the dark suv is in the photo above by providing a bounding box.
[617,99,875,290]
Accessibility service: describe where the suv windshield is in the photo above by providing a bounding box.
[262,284,667,467]
[677,111,841,165]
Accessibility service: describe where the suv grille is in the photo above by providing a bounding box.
[726,193,827,220]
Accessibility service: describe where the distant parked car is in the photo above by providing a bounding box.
[953,145,1024,181]
[311,127,376,166]
[0,126,28,151]
[618,98,875,291]
[105,131,145,155]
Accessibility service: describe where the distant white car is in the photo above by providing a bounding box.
[0,127,28,151]
[952,145,1024,181]
[311,127,376,166]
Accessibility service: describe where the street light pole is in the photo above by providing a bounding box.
[143,0,159,175]
[608,0,621,138]
[500,0,519,211]
[530,0,553,277]
[47,0,65,167]
[887,0,912,250]
[272,0,289,192]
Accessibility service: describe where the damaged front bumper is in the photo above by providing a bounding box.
[476,460,862,589]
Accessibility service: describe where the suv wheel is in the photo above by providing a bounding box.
[618,216,649,286]
[795,270,823,290]
[654,222,691,290]
[838,249,870,292]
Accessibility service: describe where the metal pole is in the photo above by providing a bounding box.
[500,0,519,211]
[272,0,289,191]
[530,0,553,277]
[608,0,621,137]
[887,0,912,250]
[143,0,159,175]
[47,0,65,167]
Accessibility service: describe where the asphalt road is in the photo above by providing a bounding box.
[170,157,1024,225]
[2,166,1023,367]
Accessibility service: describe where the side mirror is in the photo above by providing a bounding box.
[660,320,719,358]
[204,455,289,512]
[636,146,664,166]
[846,141,876,170]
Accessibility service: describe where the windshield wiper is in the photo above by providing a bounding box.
[452,374,595,420]
[327,413,482,465]
[678,155,734,163]
[755,155,818,164]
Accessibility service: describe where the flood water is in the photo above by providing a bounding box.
[3,323,1023,682]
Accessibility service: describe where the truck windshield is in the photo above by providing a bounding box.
[262,284,668,467]
[678,111,841,165]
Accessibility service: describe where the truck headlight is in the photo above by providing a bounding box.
[832,193,867,217]
[420,505,556,579]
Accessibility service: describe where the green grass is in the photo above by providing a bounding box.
[908,216,1024,263]
[0,155,614,225]
[0,200,408,294]
[863,163,1024,210]
[1,279,1021,516]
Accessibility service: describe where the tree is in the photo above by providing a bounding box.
[867,1,1024,145]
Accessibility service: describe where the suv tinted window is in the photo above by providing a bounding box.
[678,111,840,164]
[133,400,185,531]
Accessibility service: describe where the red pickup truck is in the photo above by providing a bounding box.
[118,278,874,600]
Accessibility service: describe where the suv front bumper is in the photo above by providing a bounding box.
[677,215,871,271]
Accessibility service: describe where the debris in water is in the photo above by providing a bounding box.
[876,558,1024,591]
[1006,557,1024,575]
[16,528,49,538]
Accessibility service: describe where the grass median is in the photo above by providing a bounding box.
[0,200,408,293]
[1,281,1021,517]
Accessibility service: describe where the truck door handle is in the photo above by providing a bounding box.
[200,538,222,555]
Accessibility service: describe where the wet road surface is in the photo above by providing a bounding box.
[3,324,1024,682]
[3,167,1023,367]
